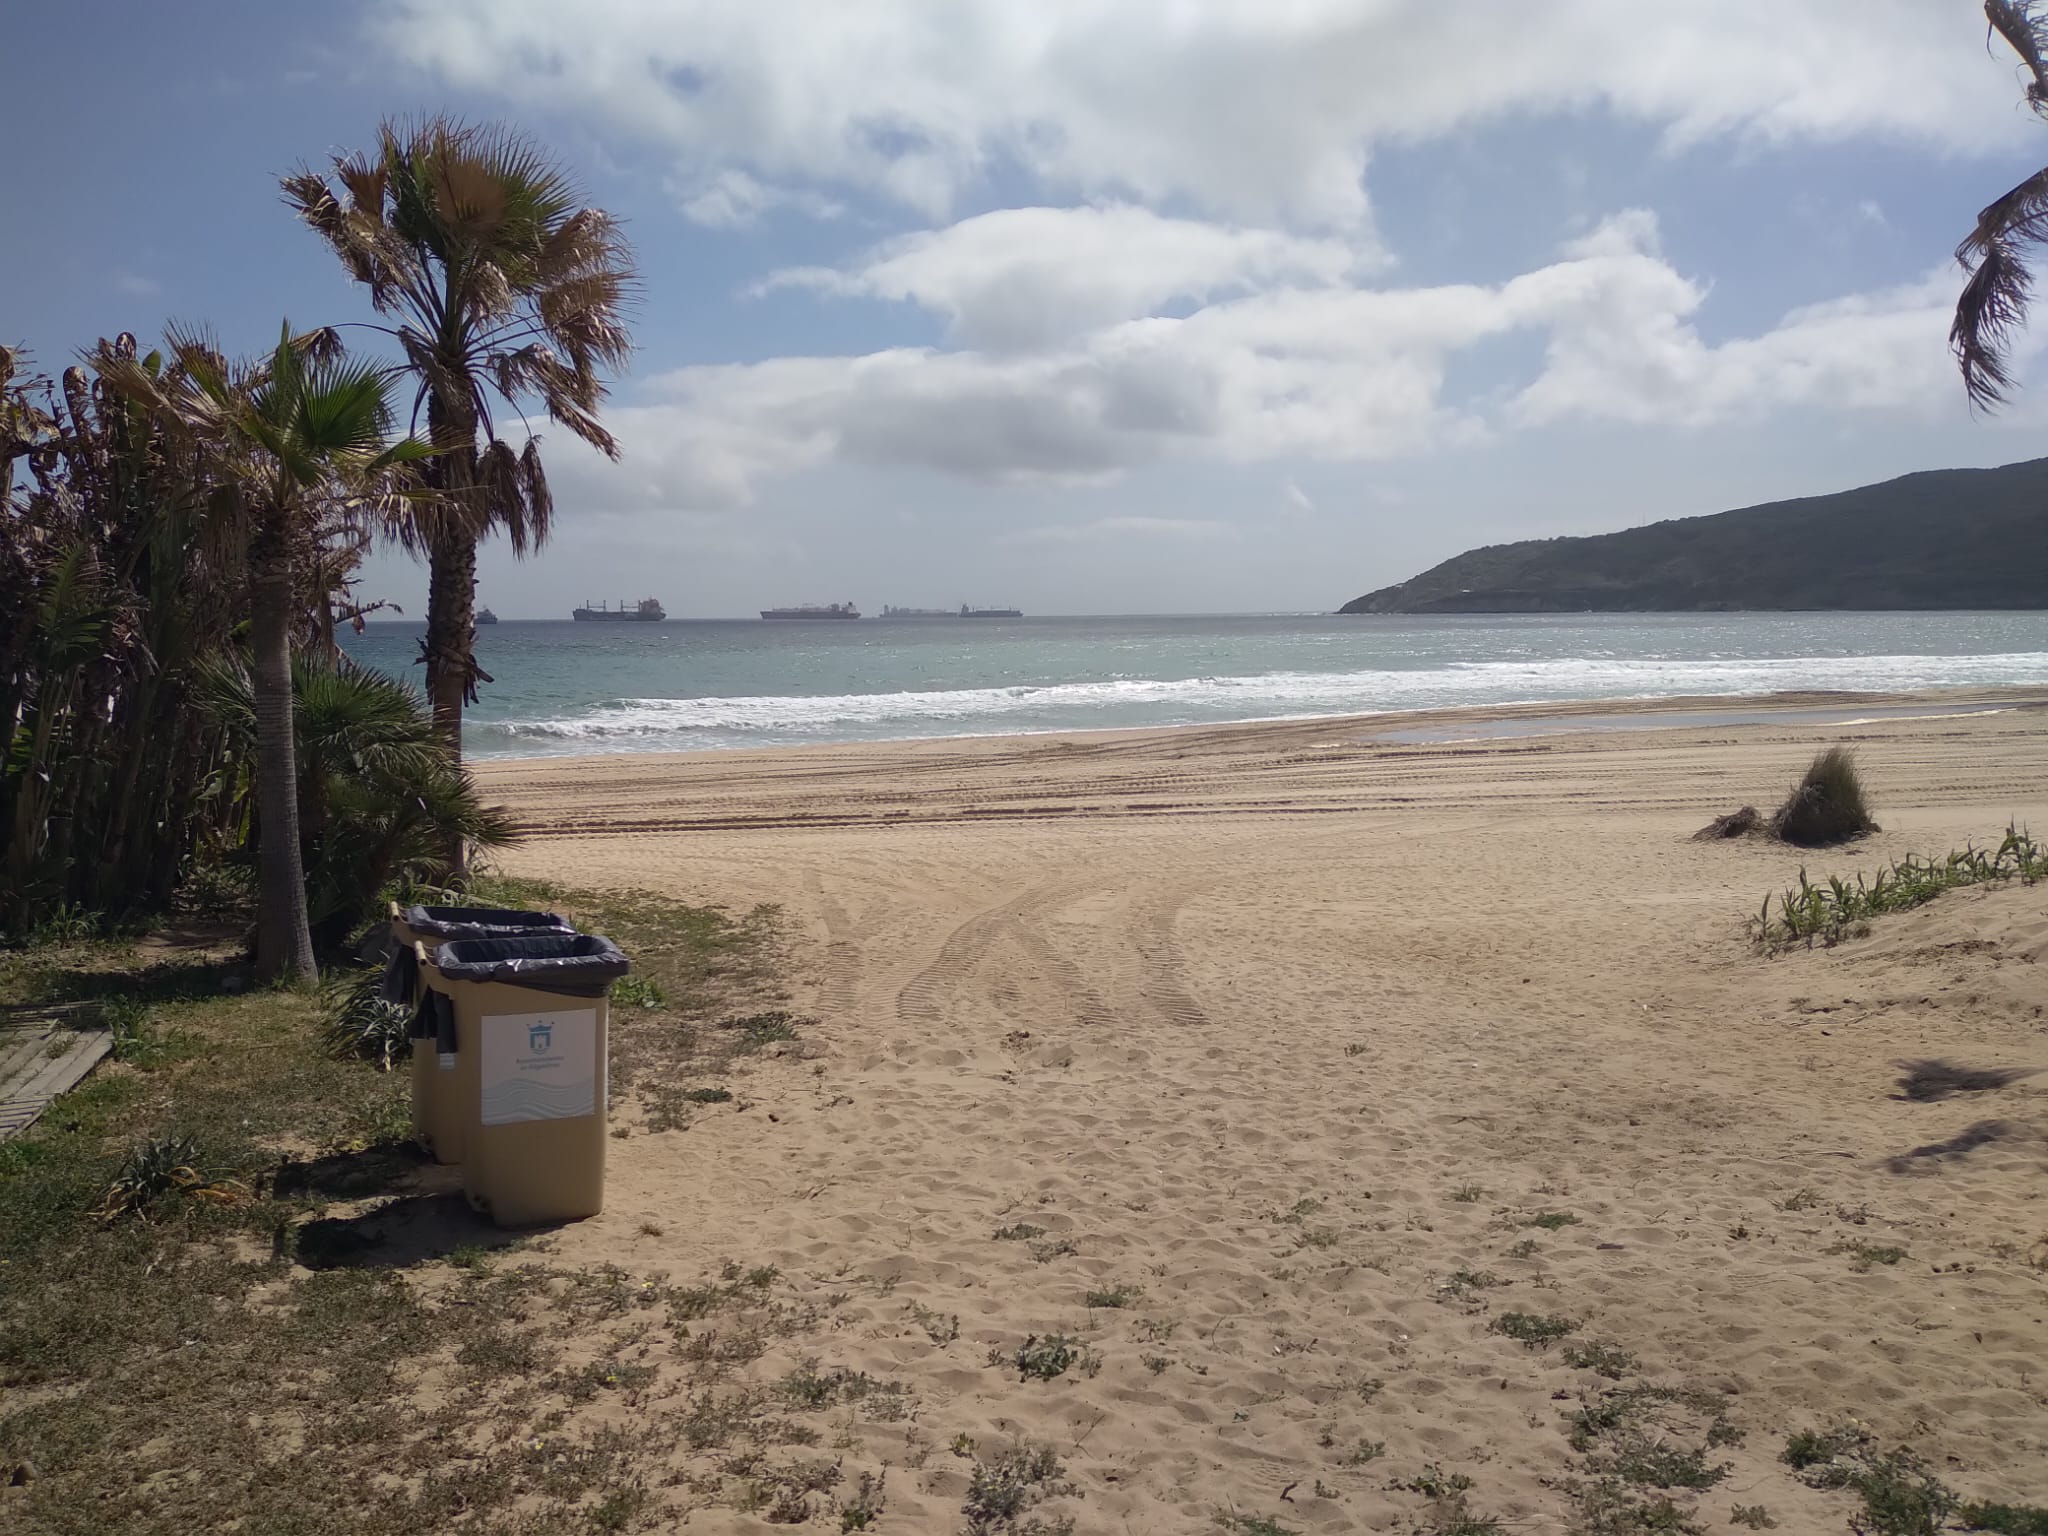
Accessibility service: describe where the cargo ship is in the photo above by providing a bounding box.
[760,602,861,620]
[475,607,499,625]
[960,604,1023,618]
[572,597,666,622]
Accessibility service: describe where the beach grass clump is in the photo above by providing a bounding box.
[1755,822,2048,948]
[1771,747,1878,847]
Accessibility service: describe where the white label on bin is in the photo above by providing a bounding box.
[479,1008,598,1125]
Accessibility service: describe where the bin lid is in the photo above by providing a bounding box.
[429,933,631,997]
[403,904,575,940]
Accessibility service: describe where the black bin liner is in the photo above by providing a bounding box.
[403,905,575,941]
[430,934,631,999]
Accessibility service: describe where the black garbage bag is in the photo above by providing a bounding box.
[430,934,631,999]
[403,905,575,942]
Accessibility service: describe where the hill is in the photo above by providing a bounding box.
[1339,458,2048,613]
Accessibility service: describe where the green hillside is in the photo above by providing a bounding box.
[1340,459,2048,613]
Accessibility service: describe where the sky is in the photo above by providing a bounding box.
[10,1,2048,617]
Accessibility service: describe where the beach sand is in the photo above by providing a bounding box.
[473,688,2048,1532]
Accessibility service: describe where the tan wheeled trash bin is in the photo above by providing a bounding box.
[385,903,573,1164]
[417,933,630,1226]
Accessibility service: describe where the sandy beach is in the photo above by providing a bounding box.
[471,688,2048,1532]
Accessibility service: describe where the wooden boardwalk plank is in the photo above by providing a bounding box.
[0,1019,114,1141]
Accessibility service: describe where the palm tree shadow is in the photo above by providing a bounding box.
[1892,1058,2038,1102]
[1883,1120,2032,1175]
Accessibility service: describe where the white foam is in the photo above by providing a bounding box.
[470,650,2048,756]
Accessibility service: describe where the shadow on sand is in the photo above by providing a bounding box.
[1883,1119,2035,1175]
[277,1142,549,1269]
[1891,1057,2038,1102]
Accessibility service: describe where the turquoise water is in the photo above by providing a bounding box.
[337,612,2048,759]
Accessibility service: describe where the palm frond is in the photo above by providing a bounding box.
[1954,164,2048,407]
[1989,0,2048,109]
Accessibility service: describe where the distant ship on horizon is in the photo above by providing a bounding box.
[761,601,861,620]
[573,597,666,622]
[879,603,1025,619]
[476,606,499,625]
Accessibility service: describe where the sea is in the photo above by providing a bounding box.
[336,612,2048,760]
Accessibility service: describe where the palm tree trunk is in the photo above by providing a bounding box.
[250,512,317,983]
[424,530,475,877]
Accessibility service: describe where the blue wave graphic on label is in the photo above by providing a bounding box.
[481,1074,597,1124]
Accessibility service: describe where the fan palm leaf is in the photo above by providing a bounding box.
[1953,2,2048,405]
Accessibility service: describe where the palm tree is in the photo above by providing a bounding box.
[104,324,429,981]
[1953,1,2048,405]
[281,119,636,795]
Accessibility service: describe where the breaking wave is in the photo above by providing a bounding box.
[466,650,2048,757]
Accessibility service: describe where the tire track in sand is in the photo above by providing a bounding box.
[893,876,1111,1032]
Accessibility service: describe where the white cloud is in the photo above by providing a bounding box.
[550,209,1967,512]
[114,271,161,298]
[1505,215,1968,426]
[1284,479,1316,513]
[674,169,843,228]
[763,204,1368,349]
[376,0,2026,226]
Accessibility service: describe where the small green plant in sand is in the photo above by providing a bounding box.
[1567,1477,1705,1535]
[1961,1502,2048,1533]
[779,1361,893,1409]
[961,1442,1075,1535]
[1783,1425,1958,1536]
[94,1134,250,1221]
[1083,1282,1143,1309]
[1341,1439,1386,1466]
[1396,1465,1476,1498]
[1028,1238,1078,1263]
[1729,1506,1777,1530]
[1776,1188,1823,1212]
[1000,1334,1099,1382]
[1489,1311,1576,1347]
[906,1301,960,1344]
[1503,1237,1540,1259]
[1221,1516,1299,1536]
[1564,1341,1638,1378]
[1756,822,2048,948]
[1449,1183,1486,1203]
[610,973,667,1009]
[992,1222,1047,1241]
[723,1010,801,1050]
[1522,1210,1580,1230]
[1830,1240,1908,1272]
[317,967,414,1069]
[838,1470,885,1531]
